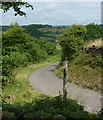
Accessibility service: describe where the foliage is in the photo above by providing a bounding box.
[58,24,102,91]
[59,24,86,61]
[36,39,56,55]
[3,23,28,48]
[3,94,97,119]
[23,25,45,38]
[1,2,33,17]
[22,24,52,38]
[84,23,103,41]
[1,24,63,43]
[2,23,56,86]
[71,53,102,68]
[25,95,90,118]
[2,52,29,86]
[24,41,47,62]
[55,52,102,92]
[69,53,102,91]
[2,23,57,85]
[2,55,13,86]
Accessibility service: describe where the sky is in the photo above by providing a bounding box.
[1,0,102,26]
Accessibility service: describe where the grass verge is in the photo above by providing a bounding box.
[2,55,60,118]
[3,55,61,103]
[55,53,101,92]
[2,55,101,119]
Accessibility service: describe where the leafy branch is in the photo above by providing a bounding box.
[0,2,33,17]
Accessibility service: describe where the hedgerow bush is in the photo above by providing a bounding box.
[23,41,47,62]
[2,23,56,86]
[2,52,29,85]
[71,53,102,69]
[35,39,56,55]
[2,55,13,85]
[9,52,29,67]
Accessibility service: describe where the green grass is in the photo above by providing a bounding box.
[2,55,61,118]
[55,53,101,92]
[2,55,101,119]
[3,55,61,104]
[56,43,62,50]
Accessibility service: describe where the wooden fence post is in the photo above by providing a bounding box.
[63,61,68,99]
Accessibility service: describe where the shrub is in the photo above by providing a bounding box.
[24,41,47,62]
[2,55,13,85]
[2,52,29,86]
[35,40,56,55]
[9,52,29,67]
[59,24,86,61]
[71,53,102,69]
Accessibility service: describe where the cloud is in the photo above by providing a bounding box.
[47,3,57,8]
[23,0,102,2]
[80,2,101,8]
[1,2,101,25]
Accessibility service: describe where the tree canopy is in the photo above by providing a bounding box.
[84,23,103,41]
[2,23,28,48]
[59,24,86,61]
[2,23,57,85]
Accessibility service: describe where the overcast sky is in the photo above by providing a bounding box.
[1,1,102,26]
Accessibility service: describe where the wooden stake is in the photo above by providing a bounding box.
[63,61,68,99]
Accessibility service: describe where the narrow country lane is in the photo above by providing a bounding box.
[29,62,101,113]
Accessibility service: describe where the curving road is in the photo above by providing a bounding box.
[29,62,101,113]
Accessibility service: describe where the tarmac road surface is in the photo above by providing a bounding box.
[29,62,101,113]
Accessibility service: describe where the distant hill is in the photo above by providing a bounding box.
[1,24,102,42]
[0,25,10,31]
[1,24,66,42]
[0,24,69,32]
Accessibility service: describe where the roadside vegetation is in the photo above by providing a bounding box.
[2,55,61,119]
[55,52,102,92]
[1,2,103,119]
[2,23,103,119]
[2,56,100,119]
[2,23,57,87]
[55,23,103,92]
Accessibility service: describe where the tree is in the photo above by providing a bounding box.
[59,24,86,61]
[2,23,47,85]
[35,39,56,55]
[0,2,33,16]
[2,23,28,47]
[23,24,45,38]
[84,23,103,41]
